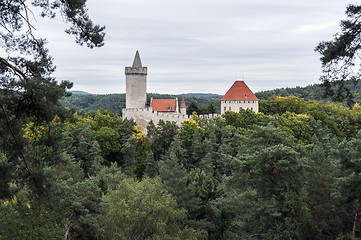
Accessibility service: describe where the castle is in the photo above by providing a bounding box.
[122,51,258,127]
[220,81,259,114]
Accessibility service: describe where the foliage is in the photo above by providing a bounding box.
[102,177,206,240]
[256,79,361,107]
[260,96,306,115]
[4,3,361,237]
[225,126,307,239]
[315,3,361,106]
[222,109,266,133]
[179,118,205,161]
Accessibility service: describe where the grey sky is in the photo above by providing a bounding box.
[32,0,353,94]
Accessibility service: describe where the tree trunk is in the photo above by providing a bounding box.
[353,206,359,238]
[64,213,73,240]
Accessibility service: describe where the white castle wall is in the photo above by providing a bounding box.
[221,100,259,114]
[122,108,219,127]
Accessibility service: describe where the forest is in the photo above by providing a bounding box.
[3,0,361,239]
[3,90,361,239]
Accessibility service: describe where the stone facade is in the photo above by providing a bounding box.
[125,51,147,109]
[122,51,190,128]
[221,100,259,114]
[122,107,219,126]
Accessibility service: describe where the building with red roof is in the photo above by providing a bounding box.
[151,99,177,112]
[221,81,259,114]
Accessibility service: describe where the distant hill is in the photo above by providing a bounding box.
[61,93,221,114]
[179,93,222,98]
[61,80,361,114]
[255,80,361,104]
[69,90,92,95]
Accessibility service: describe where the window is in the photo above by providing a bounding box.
[244,94,247,98]
[167,105,172,111]
[229,107,231,111]
[224,107,226,111]
[240,107,242,111]
[251,107,253,111]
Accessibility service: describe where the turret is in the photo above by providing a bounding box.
[180,98,187,115]
[125,51,147,108]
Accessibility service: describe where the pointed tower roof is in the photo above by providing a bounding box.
[221,81,259,101]
[132,50,142,68]
[180,98,186,108]
[125,51,147,75]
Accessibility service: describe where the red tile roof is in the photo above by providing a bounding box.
[221,81,259,101]
[151,99,176,112]
[180,98,186,108]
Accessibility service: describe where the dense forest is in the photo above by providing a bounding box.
[4,87,361,239]
[4,0,361,239]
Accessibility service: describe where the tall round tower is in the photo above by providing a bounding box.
[125,51,147,109]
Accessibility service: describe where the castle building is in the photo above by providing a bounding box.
[221,81,259,114]
[122,51,257,128]
[122,51,190,127]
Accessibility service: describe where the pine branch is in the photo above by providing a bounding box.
[0,102,43,193]
[0,57,26,79]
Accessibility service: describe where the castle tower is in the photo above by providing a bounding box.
[180,98,187,115]
[125,51,147,108]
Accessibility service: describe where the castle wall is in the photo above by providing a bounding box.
[122,108,219,128]
[180,107,186,115]
[221,100,259,114]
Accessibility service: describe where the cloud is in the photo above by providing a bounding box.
[292,21,339,33]
[10,0,352,94]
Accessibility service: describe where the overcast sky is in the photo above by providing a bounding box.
[31,0,354,95]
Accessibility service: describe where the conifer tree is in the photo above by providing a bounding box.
[159,137,198,208]
[200,138,216,175]
[304,128,343,239]
[102,177,206,240]
[338,130,361,237]
[315,3,361,106]
[191,127,206,167]
[225,126,306,239]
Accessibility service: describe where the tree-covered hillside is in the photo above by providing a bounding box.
[61,93,222,114]
[256,79,361,104]
[62,79,361,114]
